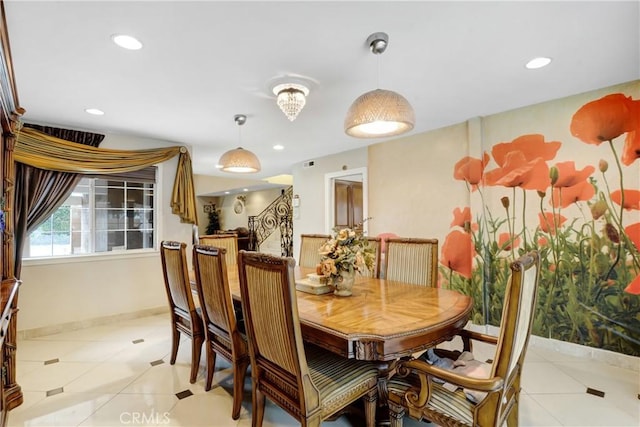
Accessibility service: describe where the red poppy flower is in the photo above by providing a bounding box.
[621,128,640,166]
[552,161,595,188]
[453,153,489,190]
[440,230,475,279]
[498,233,521,251]
[570,93,637,145]
[610,189,640,210]
[551,180,595,209]
[624,223,640,251]
[538,211,567,234]
[491,134,561,167]
[624,274,640,295]
[450,207,471,228]
[484,151,551,191]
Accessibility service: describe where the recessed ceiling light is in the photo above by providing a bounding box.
[224,191,230,194]
[112,34,143,50]
[273,144,285,151]
[525,57,552,69]
[243,188,249,192]
[85,108,104,116]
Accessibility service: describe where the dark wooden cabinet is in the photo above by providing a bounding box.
[0,1,25,423]
[334,180,363,229]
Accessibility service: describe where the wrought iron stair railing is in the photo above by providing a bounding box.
[248,186,293,256]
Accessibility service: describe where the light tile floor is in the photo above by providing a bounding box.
[10,313,640,426]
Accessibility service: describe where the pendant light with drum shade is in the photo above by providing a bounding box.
[218,115,261,173]
[344,32,415,138]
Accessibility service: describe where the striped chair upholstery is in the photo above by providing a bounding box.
[384,237,438,286]
[192,245,249,420]
[199,234,238,267]
[387,251,541,427]
[238,251,379,427]
[362,237,382,279]
[159,241,204,384]
[298,234,330,268]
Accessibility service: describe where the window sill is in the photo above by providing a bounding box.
[22,249,159,267]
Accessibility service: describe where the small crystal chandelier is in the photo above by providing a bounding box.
[218,115,261,173]
[273,83,309,121]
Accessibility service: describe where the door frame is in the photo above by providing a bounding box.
[324,167,368,234]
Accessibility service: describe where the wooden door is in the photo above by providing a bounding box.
[334,180,363,229]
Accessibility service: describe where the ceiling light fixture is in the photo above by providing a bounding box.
[525,57,552,69]
[344,32,415,138]
[111,34,143,50]
[85,108,105,116]
[218,114,261,173]
[273,83,309,121]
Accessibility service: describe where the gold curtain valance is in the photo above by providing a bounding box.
[15,127,197,224]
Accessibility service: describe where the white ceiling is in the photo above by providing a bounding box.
[4,1,639,181]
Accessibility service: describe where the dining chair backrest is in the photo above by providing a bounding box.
[161,240,198,319]
[363,237,382,278]
[238,252,314,415]
[386,251,541,427]
[298,233,330,268]
[192,244,249,419]
[159,241,204,383]
[199,234,238,267]
[237,250,379,426]
[492,251,541,383]
[384,237,438,286]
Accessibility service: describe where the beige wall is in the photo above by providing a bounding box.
[19,133,193,332]
[216,188,284,231]
[368,122,471,241]
[291,148,367,262]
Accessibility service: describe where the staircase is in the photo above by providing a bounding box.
[248,186,293,256]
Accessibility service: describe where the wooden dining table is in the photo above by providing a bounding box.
[192,266,472,363]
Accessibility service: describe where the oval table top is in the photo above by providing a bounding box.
[193,267,472,362]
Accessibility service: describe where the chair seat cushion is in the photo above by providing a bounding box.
[388,376,475,425]
[305,346,379,418]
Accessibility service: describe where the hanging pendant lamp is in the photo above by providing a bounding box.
[344,32,415,138]
[219,115,261,173]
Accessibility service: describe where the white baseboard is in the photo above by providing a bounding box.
[18,306,169,340]
[467,323,639,372]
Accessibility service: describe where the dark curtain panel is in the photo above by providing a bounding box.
[14,124,104,277]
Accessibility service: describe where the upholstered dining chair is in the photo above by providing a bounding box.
[383,237,438,286]
[363,236,382,278]
[237,251,379,427]
[199,234,239,268]
[386,251,541,427]
[192,244,249,420]
[298,233,330,268]
[159,241,204,383]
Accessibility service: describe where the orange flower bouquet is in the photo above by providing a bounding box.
[318,227,375,286]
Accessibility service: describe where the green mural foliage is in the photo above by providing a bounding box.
[440,92,640,357]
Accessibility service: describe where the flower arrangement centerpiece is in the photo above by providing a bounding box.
[318,226,375,296]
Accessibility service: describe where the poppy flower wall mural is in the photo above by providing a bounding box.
[441,92,640,357]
